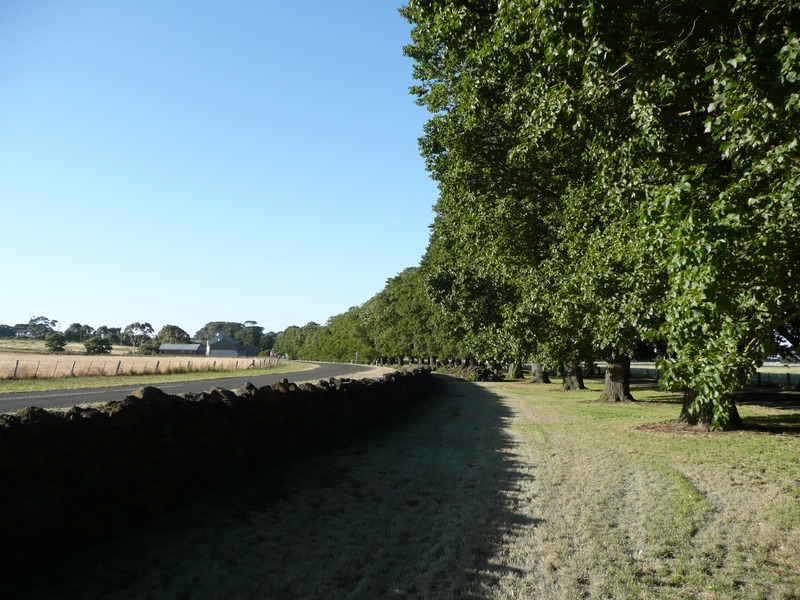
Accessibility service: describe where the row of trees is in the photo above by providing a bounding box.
[1,318,279,356]
[275,0,798,430]
[274,267,465,364]
[397,0,800,429]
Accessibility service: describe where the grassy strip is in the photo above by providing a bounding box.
[0,362,318,394]
[482,381,800,598]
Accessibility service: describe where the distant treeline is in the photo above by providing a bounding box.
[0,318,278,356]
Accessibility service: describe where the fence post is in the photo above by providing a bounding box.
[143,361,148,374]
[87,362,92,376]
[155,360,160,373]
[12,360,18,379]
[52,361,59,377]
[70,361,76,376]
[34,361,40,378]
[115,361,121,375]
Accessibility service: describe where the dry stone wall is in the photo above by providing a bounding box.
[0,368,433,576]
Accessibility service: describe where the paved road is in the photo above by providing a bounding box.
[0,362,377,414]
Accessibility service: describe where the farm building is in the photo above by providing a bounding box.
[158,343,206,356]
[206,333,240,357]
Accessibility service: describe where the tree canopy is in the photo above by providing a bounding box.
[156,325,191,345]
[401,0,800,428]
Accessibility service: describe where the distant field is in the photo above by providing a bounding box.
[0,360,318,394]
[0,338,134,355]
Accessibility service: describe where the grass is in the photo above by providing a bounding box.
[4,377,800,599]
[484,380,800,599]
[0,361,318,394]
[0,338,133,355]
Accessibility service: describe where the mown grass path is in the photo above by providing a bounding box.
[5,377,800,599]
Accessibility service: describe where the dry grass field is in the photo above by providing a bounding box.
[5,375,800,599]
[0,338,133,355]
[0,352,281,380]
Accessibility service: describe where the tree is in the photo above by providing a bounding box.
[0,324,15,338]
[123,322,154,355]
[156,325,191,344]
[65,323,95,343]
[44,332,67,353]
[96,326,121,344]
[235,322,263,349]
[28,316,58,340]
[194,322,243,342]
[273,322,321,359]
[259,331,278,352]
[84,336,112,355]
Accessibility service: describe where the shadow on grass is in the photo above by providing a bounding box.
[738,413,800,436]
[735,389,800,410]
[2,376,533,600]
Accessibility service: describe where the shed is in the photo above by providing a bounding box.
[158,343,205,356]
[206,333,240,357]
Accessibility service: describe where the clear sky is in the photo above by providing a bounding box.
[0,0,438,337]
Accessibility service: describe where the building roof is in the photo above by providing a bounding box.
[159,343,204,351]
[208,332,238,345]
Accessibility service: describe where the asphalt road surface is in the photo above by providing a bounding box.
[0,362,376,414]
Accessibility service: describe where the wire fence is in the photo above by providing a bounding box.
[0,356,281,380]
[747,370,800,389]
[628,364,800,390]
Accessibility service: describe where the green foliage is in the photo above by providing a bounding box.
[0,324,15,338]
[156,324,191,344]
[194,322,243,342]
[402,0,800,429]
[64,323,95,343]
[273,322,321,359]
[123,322,154,354]
[235,323,263,349]
[84,336,112,355]
[96,326,121,345]
[28,316,57,340]
[44,332,67,353]
[259,331,278,352]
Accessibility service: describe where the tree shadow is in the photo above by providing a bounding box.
[2,376,535,599]
[738,413,800,436]
[735,389,800,410]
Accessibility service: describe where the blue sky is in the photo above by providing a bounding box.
[0,0,437,336]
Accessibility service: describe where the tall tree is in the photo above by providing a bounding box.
[156,325,191,344]
[194,322,243,342]
[28,316,58,340]
[123,322,154,355]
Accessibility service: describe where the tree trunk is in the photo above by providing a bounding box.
[561,359,585,390]
[680,389,743,430]
[530,362,551,384]
[599,356,634,402]
[508,360,523,379]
